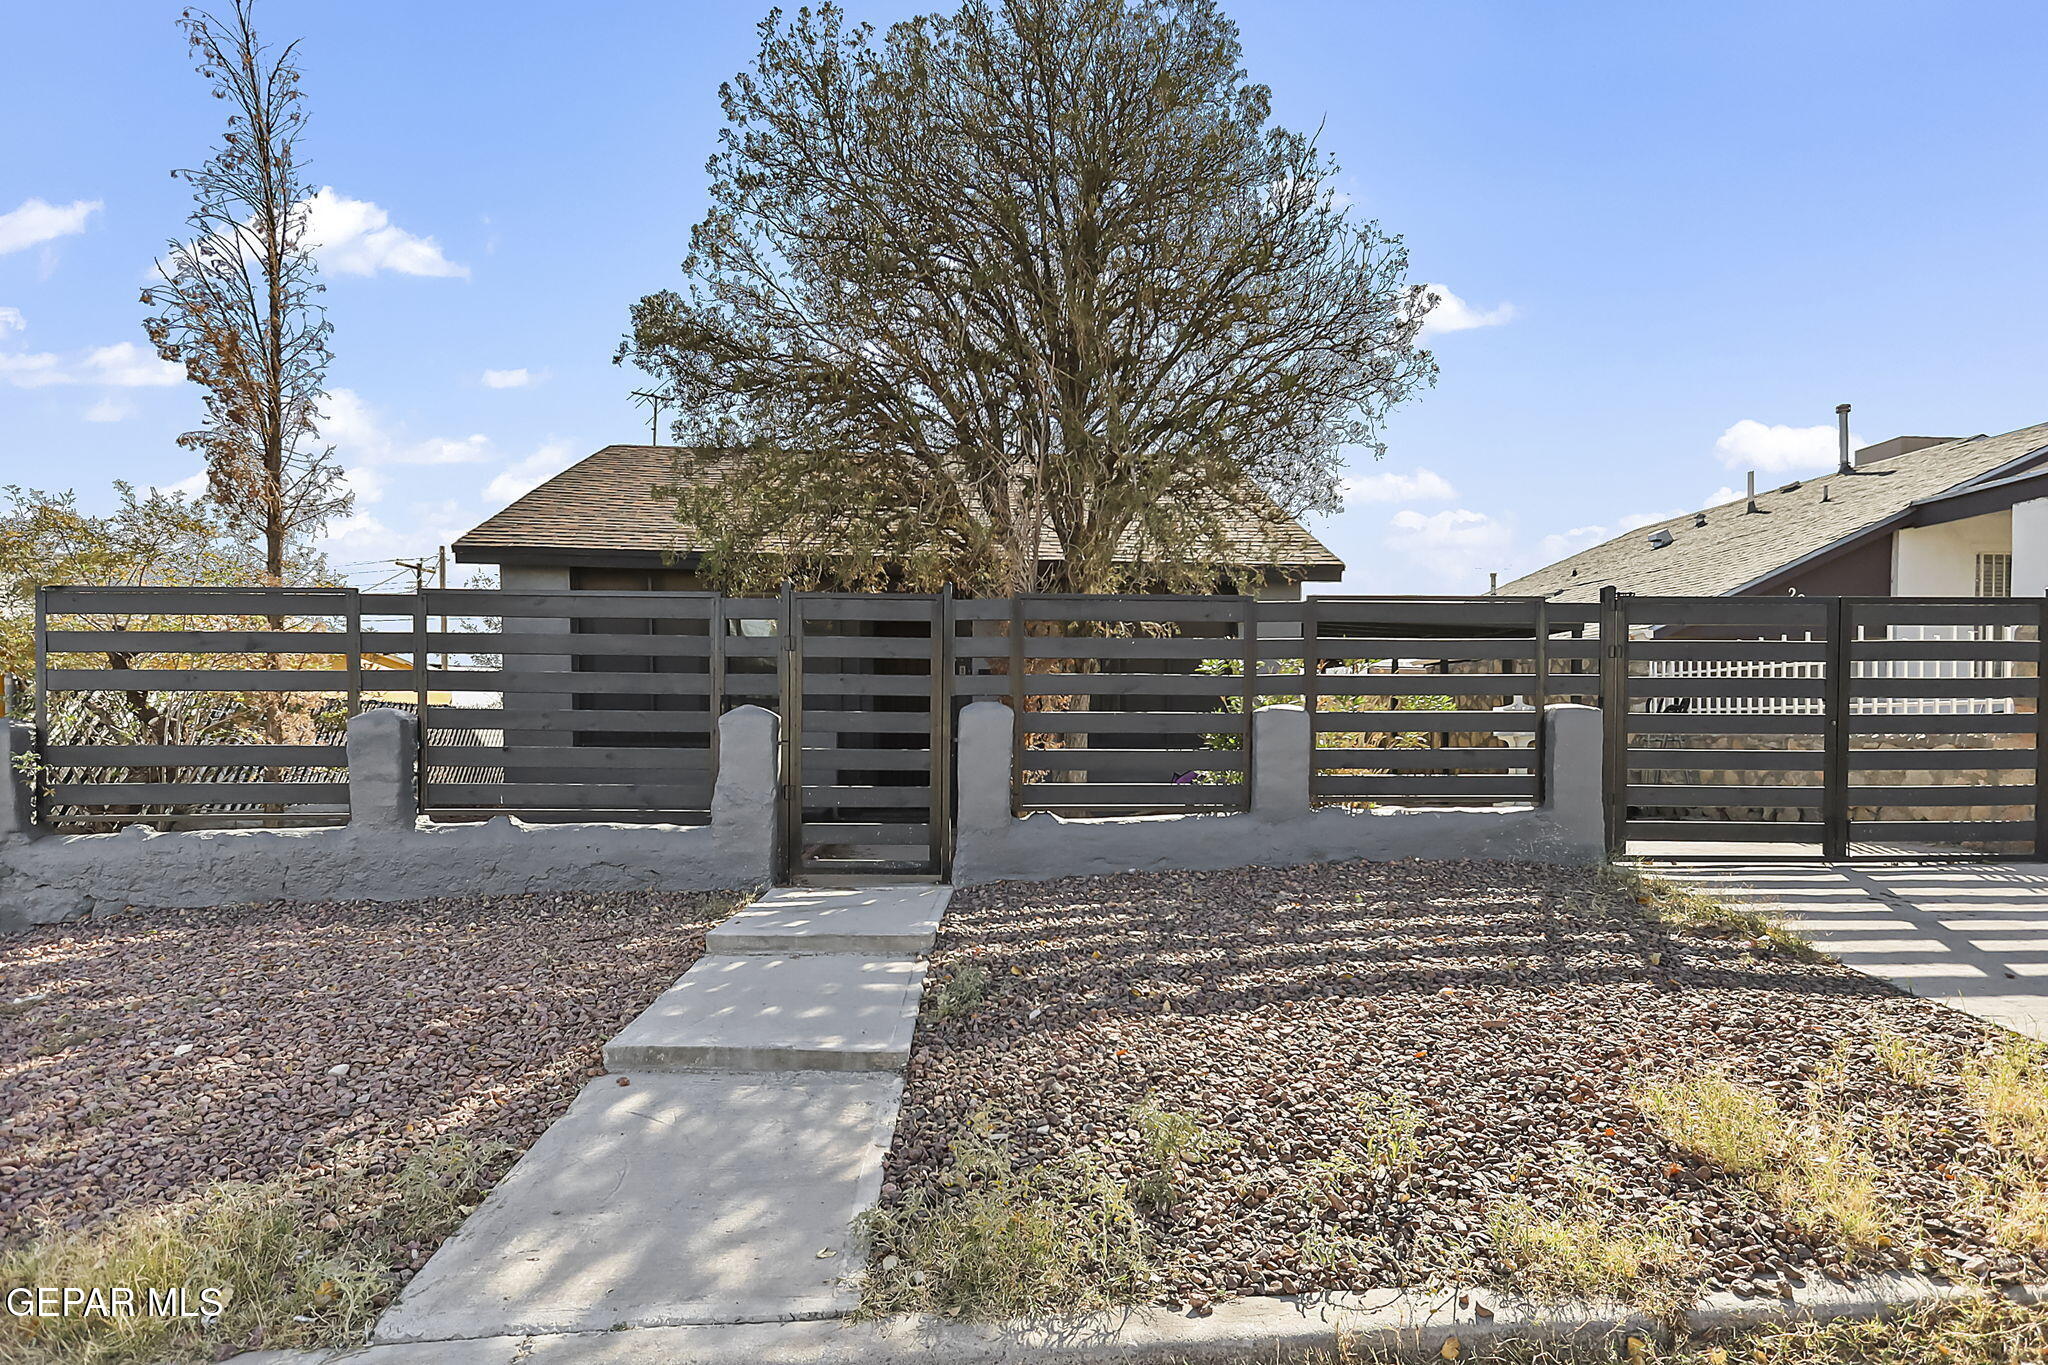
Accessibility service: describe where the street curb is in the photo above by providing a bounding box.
[238,1275,2048,1364]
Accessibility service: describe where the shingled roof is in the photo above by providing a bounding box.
[454,444,1344,578]
[1496,420,2048,601]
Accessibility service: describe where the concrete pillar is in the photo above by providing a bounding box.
[711,704,780,878]
[956,701,1015,837]
[346,707,418,830]
[1542,703,1605,860]
[1,719,40,841]
[1249,704,1311,821]
[2013,497,2048,599]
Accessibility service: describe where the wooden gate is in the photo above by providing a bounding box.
[778,591,952,881]
[1604,590,2046,860]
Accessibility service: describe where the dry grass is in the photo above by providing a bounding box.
[1485,1171,1698,1317]
[932,962,991,1021]
[1604,866,1820,962]
[1967,1037,2048,1162]
[856,1124,1155,1319]
[1635,1074,1886,1251]
[0,1137,505,1365]
[1871,1031,1951,1088]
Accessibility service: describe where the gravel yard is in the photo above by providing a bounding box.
[0,889,739,1243]
[877,861,2048,1316]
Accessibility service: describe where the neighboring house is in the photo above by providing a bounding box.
[452,444,1344,597]
[1498,418,2048,602]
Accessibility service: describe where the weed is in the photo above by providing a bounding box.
[1128,1101,1230,1210]
[1602,865,1819,961]
[1349,1092,1424,1173]
[0,1136,507,1365]
[856,1131,1154,1319]
[1965,1036,2048,1162]
[1966,1162,2048,1254]
[1872,1030,1949,1088]
[1636,1073,1886,1250]
[1485,1186,1696,1315]
[932,963,990,1020]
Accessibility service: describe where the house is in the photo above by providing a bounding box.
[1497,418,2048,602]
[453,443,1345,597]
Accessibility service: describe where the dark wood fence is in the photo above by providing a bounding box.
[27,583,2043,863]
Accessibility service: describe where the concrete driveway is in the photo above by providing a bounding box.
[1652,858,2048,1041]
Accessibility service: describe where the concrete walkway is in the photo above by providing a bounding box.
[1653,859,2048,1040]
[370,884,949,1345]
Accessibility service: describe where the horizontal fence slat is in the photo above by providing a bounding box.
[406,589,720,618]
[1851,639,2039,662]
[1627,714,1828,734]
[1628,784,1825,807]
[361,631,717,658]
[1848,713,2039,734]
[802,785,933,806]
[795,597,941,622]
[1018,748,1245,777]
[1626,747,1826,770]
[1017,783,1240,808]
[1625,640,1830,662]
[1847,747,2039,770]
[1624,597,1829,626]
[1628,677,1829,699]
[1314,747,1532,770]
[48,782,348,804]
[1848,784,2037,805]
[790,636,937,660]
[1625,820,1825,843]
[795,748,934,770]
[1017,674,1240,697]
[423,783,710,809]
[42,744,345,766]
[44,587,353,615]
[45,668,351,693]
[1313,710,1539,733]
[422,707,713,734]
[1303,673,1537,697]
[1313,775,1536,798]
[798,710,939,734]
[1851,601,2041,627]
[43,629,347,654]
[422,747,714,772]
[799,822,931,842]
[1018,711,1244,734]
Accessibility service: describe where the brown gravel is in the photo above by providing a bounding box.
[0,889,739,1241]
[882,861,2042,1310]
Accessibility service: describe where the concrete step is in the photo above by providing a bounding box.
[373,1071,902,1341]
[706,885,952,955]
[603,953,927,1073]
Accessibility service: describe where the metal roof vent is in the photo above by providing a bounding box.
[1647,528,1675,549]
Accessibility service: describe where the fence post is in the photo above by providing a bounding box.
[32,586,48,829]
[1598,587,1627,859]
[2035,593,2046,861]
[1301,597,1319,808]
[344,586,363,719]
[1008,594,1025,818]
[1822,597,1851,861]
[1531,598,1551,805]
[1,714,38,840]
[777,583,800,883]
[1240,594,1258,813]
[411,588,429,817]
[346,707,418,830]
[932,585,955,880]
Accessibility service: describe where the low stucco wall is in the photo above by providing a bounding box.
[0,707,779,932]
[950,701,1604,886]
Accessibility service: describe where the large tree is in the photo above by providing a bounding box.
[622,0,1436,594]
[142,0,347,589]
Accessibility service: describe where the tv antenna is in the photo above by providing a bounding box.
[630,390,670,446]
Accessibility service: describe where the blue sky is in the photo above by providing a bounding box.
[5,0,2046,591]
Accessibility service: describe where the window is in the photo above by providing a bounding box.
[1975,552,2013,598]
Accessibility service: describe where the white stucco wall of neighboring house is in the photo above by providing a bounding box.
[2013,497,2048,598]
[1890,509,2011,595]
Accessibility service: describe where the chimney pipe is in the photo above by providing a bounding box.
[1746,470,1759,513]
[1836,403,1852,475]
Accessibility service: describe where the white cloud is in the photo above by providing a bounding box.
[323,388,492,465]
[1383,507,1518,590]
[1617,507,1684,532]
[152,470,209,498]
[305,188,468,279]
[1704,485,1744,507]
[0,339,179,388]
[1343,466,1457,505]
[1419,284,1518,337]
[0,198,101,255]
[319,498,473,571]
[480,367,535,389]
[84,396,132,423]
[0,307,24,337]
[340,465,387,505]
[485,441,578,503]
[1536,523,1611,562]
[1712,418,1863,474]
[79,342,180,386]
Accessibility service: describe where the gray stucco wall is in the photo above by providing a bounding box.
[950,701,1605,886]
[0,706,778,933]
